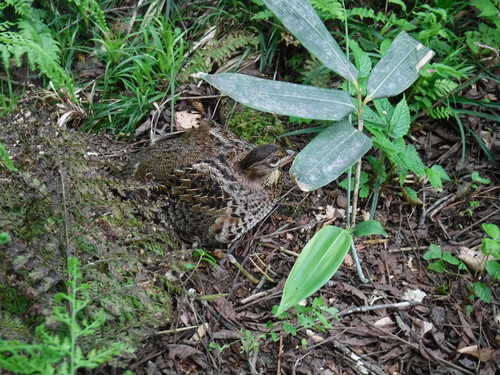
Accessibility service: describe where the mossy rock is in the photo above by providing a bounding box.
[0,90,179,365]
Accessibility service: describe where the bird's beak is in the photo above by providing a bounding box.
[282,150,296,165]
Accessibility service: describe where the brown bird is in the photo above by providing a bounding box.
[117,120,294,246]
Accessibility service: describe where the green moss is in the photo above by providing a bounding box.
[226,106,286,145]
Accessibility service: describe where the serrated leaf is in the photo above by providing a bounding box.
[373,98,394,122]
[261,0,358,82]
[350,38,372,78]
[275,226,351,315]
[197,73,356,121]
[389,98,410,138]
[353,220,388,237]
[401,186,422,205]
[427,165,450,192]
[366,32,434,100]
[473,282,492,303]
[289,119,372,191]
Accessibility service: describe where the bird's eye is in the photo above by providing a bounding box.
[269,156,281,166]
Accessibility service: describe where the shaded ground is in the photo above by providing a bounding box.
[119,79,499,374]
[0,82,498,375]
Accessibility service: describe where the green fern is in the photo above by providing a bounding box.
[65,0,109,31]
[0,1,73,92]
[310,0,344,20]
[183,31,259,77]
[429,106,453,119]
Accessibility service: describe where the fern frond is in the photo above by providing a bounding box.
[182,31,259,78]
[434,79,458,96]
[310,0,344,20]
[0,19,72,90]
[429,105,453,119]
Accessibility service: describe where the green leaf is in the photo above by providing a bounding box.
[197,73,356,121]
[442,251,460,265]
[289,119,372,191]
[350,38,372,78]
[261,0,358,82]
[472,282,492,303]
[366,32,434,100]
[0,232,10,244]
[353,220,388,237]
[483,223,500,240]
[427,165,450,192]
[423,244,442,260]
[276,226,351,315]
[401,186,421,205]
[389,98,410,138]
[0,143,18,172]
[428,259,446,273]
[486,260,500,279]
[471,171,490,185]
[393,144,426,177]
[283,323,297,335]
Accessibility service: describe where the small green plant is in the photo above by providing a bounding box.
[425,224,499,310]
[423,244,467,274]
[184,248,218,270]
[0,143,17,172]
[208,341,231,353]
[238,330,267,355]
[468,223,500,304]
[0,257,132,374]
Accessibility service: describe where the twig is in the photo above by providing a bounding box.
[226,254,260,284]
[339,301,418,316]
[453,207,500,241]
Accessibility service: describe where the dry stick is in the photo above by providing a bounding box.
[276,335,284,375]
[453,207,500,241]
[339,301,418,316]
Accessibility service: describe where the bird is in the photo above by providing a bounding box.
[116,120,294,246]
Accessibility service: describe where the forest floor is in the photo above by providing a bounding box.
[119,80,499,375]
[1,2,499,375]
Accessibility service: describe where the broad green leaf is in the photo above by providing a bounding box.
[276,226,351,315]
[0,143,18,172]
[353,220,388,237]
[366,32,434,100]
[289,119,372,191]
[483,223,500,240]
[423,244,442,260]
[0,232,9,244]
[442,251,460,265]
[389,98,410,138]
[486,260,500,279]
[197,73,356,121]
[261,0,358,83]
[428,259,445,273]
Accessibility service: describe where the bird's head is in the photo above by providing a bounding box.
[238,145,295,187]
